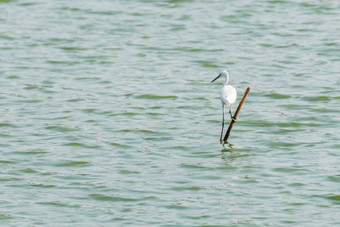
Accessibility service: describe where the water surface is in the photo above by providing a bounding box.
[0,0,339,226]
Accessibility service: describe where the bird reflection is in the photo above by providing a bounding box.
[221,142,234,152]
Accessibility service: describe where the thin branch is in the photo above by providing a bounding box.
[223,87,251,142]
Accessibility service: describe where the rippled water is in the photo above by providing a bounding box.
[1,0,339,226]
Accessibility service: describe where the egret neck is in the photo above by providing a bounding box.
[223,71,229,86]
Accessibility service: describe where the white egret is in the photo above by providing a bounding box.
[211,70,237,143]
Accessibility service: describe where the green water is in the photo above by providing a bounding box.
[1,0,339,226]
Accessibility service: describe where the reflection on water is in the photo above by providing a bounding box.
[221,142,234,152]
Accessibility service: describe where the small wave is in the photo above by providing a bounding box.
[302,96,331,102]
[136,94,178,99]
[63,142,100,148]
[89,193,139,202]
[170,186,202,191]
[326,195,340,203]
[37,201,80,208]
[0,213,12,220]
[45,125,79,132]
[264,93,291,99]
[55,161,91,167]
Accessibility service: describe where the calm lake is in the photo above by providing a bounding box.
[0,0,339,226]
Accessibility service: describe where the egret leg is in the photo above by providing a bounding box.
[229,105,236,121]
[220,104,225,144]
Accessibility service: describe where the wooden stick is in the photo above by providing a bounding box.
[223,87,251,142]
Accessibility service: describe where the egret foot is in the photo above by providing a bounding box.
[229,110,235,121]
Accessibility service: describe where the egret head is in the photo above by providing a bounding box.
[211,70,229,83]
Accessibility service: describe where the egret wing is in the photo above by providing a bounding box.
[220,85,237,105]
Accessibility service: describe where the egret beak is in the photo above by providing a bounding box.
[211,73,221,83]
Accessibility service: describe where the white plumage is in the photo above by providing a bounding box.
[220,84,237,106]
[211,70,237,143]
